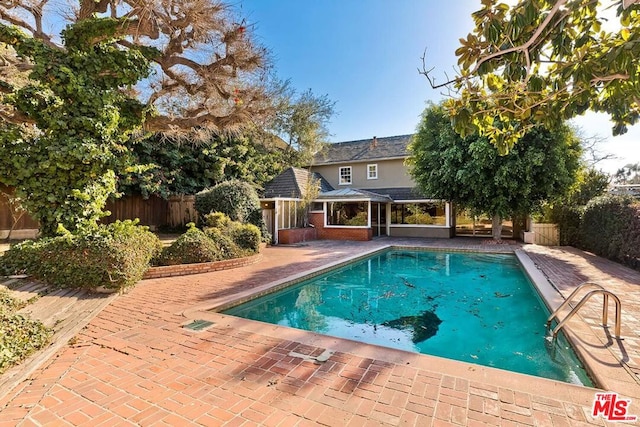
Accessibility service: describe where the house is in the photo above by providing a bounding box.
[261,135,454,243]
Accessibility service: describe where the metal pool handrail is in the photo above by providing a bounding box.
[546,282,622,339]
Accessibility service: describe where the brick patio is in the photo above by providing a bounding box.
[1,238,639,426]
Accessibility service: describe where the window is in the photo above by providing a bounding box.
[277,200,301,229]
[327,202,368,226]
[390,202,446,225]
[367,164,378,180]
[310,202,324,212]
[339,166,352,185]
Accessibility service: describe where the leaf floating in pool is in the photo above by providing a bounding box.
[494,292,512,298]
[382,311,442,343]
[399,276,415,288]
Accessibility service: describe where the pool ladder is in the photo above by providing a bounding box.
[546,282,622,339]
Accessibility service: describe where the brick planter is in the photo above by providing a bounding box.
[143,252,262,279]
[309,212,372,241]
[278,227,317,244]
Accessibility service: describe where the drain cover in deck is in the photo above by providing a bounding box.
[183,319,214,331]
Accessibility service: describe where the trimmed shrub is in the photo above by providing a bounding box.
[195,180,260,223]
[158,225,223,265]
[579,195,640,269]
[203,212,231,229]
[0,220,161,292]
[203,211,260,255]
[203,227,242,259]
[228,223,261,253]
[196,180,270,243]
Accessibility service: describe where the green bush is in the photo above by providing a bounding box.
[157,225,223,265]
[228,223,262,253]
[579,195,640,269]
[196,180,270,243]
[549,204,584,246]
[195,180,261,223]
[203,212,231,229]
[203,227,242,259]
[0,220,161,292]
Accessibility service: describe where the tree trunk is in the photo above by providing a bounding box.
[492,214,503,241]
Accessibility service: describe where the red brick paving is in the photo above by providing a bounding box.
[1,238,639,426]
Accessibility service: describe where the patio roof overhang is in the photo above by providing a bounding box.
[316,188,393,203]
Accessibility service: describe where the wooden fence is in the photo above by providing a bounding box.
[103,194,169,227]
[1,186,197,238]
[167,195,197,228]
[531,222,560,246]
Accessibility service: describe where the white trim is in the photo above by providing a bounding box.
[389,224,449,229]
[338,166,352,185]
[317,198,375,203]
[324,225,370,229]
[367,164,378,180]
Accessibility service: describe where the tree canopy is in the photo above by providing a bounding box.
[0,0,272,136]
[0,0,275,235]
[614,162,640,183]
[267,80,336,164]
[120,134,290,198]
[423,0,640,153]
[408,103,582,239]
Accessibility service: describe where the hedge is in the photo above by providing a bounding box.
[0,220,162,292]
[578,195,640,270]
[155,214,262,266]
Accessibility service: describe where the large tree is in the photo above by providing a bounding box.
[408,104,582,239]
[614,162,640,184]
[423,0,640,153]
[0,0,271,235]
[120,133,290,198]
[266,80,336,165]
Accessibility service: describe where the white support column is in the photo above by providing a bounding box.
[274,199,279,245]
[324,202,328,227]
[445,202,451,228]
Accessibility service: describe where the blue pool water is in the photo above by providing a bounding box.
[223,250,592,385]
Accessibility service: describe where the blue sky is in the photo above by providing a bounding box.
[238,0,639,174]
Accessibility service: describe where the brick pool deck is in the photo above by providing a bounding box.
[1,237,639,426]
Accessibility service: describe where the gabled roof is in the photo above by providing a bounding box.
[262,167,334,199]
[316,188,393,203]
[313,134,413,165]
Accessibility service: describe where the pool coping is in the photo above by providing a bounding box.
[181,244,639,400]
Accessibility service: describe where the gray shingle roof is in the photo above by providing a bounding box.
[313,134,413,165]
[365,187,429,201]
[316,188,393,203]
[262,167,334,199]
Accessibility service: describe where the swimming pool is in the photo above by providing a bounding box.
[222,249,592,385]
